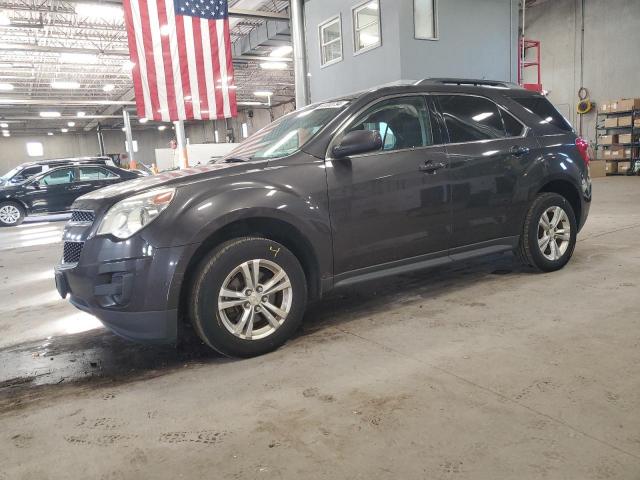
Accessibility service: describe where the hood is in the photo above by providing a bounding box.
[77,161,264,203]
[0,183,20,195]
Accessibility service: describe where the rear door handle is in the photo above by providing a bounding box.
[510,145,530,156]
[419,161,446,173]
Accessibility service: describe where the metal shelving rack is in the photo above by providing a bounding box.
[595,106,640,176]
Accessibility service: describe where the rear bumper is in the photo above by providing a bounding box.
[55,238,191,344]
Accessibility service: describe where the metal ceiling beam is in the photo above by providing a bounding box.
[84,87,135,131]
[0,98,135,105]
[0,115,126,120]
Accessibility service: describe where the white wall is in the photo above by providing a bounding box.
[523,0,640,143]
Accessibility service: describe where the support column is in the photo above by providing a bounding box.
[122,109,136,169]
[96,122,105,156]
[290,0,309,109]
[174,120,189,169]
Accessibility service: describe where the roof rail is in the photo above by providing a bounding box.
[416,78,523,89]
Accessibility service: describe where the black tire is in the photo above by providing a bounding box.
[188,237,307,358]
[0,201,25,227]
[516,192,577,272]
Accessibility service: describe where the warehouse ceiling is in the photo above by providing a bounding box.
[0,0,294,135]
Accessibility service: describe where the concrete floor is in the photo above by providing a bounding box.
[1,177,639,480]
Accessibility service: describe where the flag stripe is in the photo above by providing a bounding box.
[122,0,147,119]
[156,0,179,121]
[208,20,224,119]
[217,19,231,118]
[191,17,210,120]
[183,17,201,119]
[146,0,170,122]
[129,0,155,120]
[223,18,237,117]
[137,0,162,121]
[174,11,193,119]
[201,18,218,120]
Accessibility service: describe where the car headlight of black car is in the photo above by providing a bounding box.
[97,187,175,239]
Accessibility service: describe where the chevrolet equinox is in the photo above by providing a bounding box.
[55,79,592,357]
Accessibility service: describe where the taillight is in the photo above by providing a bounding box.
[575,137,591,167]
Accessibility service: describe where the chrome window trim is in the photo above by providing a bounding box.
[352,0,382,56]
[319,14,343,68]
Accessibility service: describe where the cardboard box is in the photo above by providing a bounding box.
[590,160,606,178]
[605,161,618,174]
[602,149,612,158]
[635,119,640,128]
[615,98,640,112]
[618,162,632,174]
[618,133,637,144]
[600,134,617,145]
[598,102,609,113]
[604,117,618,128]
[618,116,633,127]
[610,148,624,159]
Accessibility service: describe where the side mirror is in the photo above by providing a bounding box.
[332,130,383,159]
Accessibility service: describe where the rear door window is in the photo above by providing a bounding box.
[501,110,526,137]
[437,95,505,143]
[510,96,573,132]
[79,167,119,181]
[41,168,75,186]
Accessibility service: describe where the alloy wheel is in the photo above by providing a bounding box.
[537,206,571,261]
[0,205,20,225]
[217,259,293,340]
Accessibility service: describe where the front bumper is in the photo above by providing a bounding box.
[55,228,192,344]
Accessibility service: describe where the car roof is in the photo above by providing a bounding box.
[19,156,110,168]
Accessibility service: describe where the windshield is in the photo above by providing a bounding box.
[1,166,22,180]
[222,100,350,161]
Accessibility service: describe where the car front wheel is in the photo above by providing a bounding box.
[0,201,25,227]
[188,237,307,357]
[516,192,577,272]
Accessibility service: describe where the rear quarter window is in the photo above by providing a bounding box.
[511,96,573,132]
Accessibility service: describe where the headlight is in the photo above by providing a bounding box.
[97,188,175,239]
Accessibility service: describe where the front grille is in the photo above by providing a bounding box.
[63,241,84,264]
[70,210,95,223]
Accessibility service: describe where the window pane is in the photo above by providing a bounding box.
[322,40,342,64]
[511,96,573,132]
[438,95,505,143]
[79,167,116,180]
[42,168,75,186]
[502,110,525,137]
[347,97,432,152]
[322,21,341,43]
[415,0,437,39]
[356,22,380,50]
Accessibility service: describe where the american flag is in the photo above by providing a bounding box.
[122,0,238,121]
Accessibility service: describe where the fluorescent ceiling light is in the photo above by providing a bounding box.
[103,83,115,92]
[77,111,86,117]
[238,101,263,106]
[0,63,12,68]
[67,121,76,127]
[158,125,167,131]
[2,132,9,137]
[39,111,61,118]
[51,81,80,89]
[0,12,10,26]
[0,122,8,128]
[47,132,54,136]
[0,83,14,91]
[75,3,123,20]
[260,62,287,70]
[61,128,69,133]
[60,53,98,64]
[270,45,293,57]
[254,91,273,97]
[139,118,148,124]
[1,129,8,134]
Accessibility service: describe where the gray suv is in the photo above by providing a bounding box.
[55,79,592,357]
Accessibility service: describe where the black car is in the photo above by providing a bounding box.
[0,164,141,226]
[0,156,117,187]
[55,78,592,358]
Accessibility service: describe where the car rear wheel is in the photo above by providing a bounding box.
[188,237,307,358]
[516,192,577,272]
[0,202,25,227]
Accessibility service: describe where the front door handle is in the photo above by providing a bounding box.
[419,161,446,173]
[510,145,530,156]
